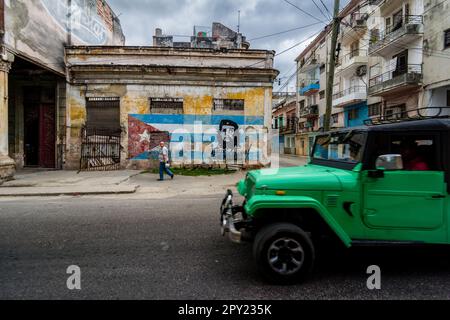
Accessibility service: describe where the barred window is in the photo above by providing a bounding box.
[150,98,184,114]
[213,99,244,111]
[368,103,382,117]
[445,29,450,49]
[86,97,120,130]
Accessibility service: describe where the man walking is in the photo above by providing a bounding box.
[158,141,174,181]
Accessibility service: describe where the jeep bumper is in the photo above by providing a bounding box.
[220,190,251,244]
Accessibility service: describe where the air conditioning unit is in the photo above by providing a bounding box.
[406,72,422,82]
[356,65,367,77]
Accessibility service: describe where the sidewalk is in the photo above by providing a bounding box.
[0,169,140,197]
[0,156,306,198]
[0,168,246,199]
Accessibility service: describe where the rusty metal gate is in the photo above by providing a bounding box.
[80,97,121,171]
[79,127,122,171]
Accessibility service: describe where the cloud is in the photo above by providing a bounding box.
[108,0,348,92]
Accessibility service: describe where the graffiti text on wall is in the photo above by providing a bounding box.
[40,0,108,45]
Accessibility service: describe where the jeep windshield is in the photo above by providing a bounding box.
[311,131,367,169]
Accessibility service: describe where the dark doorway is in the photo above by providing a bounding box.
[23,87,56,168]
[393,50,408,78]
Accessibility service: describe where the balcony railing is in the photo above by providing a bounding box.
[343,49,367,63]
[299,80,320,95]
[300,105,319,118]
[279,117,299,134]
[369,64,422,94]
[332,86,367,100]
[300,56,319,72]
[369,15,423,54]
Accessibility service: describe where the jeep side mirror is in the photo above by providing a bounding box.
[375,154,404,171]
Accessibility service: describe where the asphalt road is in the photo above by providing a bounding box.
[1,194,450,300]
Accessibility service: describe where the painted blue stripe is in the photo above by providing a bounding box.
[130,114,265,126]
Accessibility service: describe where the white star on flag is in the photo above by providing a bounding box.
[139,129,151,143]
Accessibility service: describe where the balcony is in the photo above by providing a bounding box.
[336,50,368,77]
[299,56,319,73]
[341,12,368,45]
[279,117,299,134]
[368,64,422,96]
[332,86,367,108]
[369,15,424,56]
[300,105,319,119]
[299,80,320,96]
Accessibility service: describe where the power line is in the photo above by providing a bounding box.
[246,30,323,68]
[276,31,323,56]
[311,0,330,21]
[248,22,323,41]
[283,0,328,24]
[319,0,333,19]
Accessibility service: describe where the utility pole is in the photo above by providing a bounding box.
[324,0,340,132]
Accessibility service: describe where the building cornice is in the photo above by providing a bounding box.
[67,64,279,85]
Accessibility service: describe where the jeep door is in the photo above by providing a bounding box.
[362,133,447,242]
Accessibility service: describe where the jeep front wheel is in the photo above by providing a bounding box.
[253,223,315,284]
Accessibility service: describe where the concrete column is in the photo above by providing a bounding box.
[0,60,15,182]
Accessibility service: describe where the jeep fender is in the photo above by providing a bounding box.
[244,195,352,248]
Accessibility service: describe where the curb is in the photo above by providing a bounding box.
[0,185,139,197]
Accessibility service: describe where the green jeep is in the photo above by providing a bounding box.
[220,118,450,283]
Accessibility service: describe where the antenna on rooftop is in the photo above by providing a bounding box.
[237,10,241,33]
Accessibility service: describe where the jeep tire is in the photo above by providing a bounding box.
[253,223,315,284]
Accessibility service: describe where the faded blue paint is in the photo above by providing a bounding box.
[131,114,264,126]
[300,82,320,95]
[344,102,368,128]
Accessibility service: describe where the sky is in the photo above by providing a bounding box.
[108,0,350,92]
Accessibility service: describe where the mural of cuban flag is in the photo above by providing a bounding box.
[128,114,267,165]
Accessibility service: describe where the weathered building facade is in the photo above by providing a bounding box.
[368,0,425,118]
[290,0,450,162]
[0,0,124,181]
[272,93,297,155]
[295,28,331,157]
[422,0,450,115]
[65,47,278,170]
[153,22,250,50]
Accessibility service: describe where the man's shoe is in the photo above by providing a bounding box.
[171,175,174,180]
[157,179,164,181]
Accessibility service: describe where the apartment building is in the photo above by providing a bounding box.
[367,0,425,119]
[422,0,450,116]
[333,1,383,127]
[295,27,331,157]
[272,93,297,155]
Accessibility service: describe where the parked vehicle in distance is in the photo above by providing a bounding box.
[220,115,450,284]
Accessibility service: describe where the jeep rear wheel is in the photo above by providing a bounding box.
[253,223,315,284]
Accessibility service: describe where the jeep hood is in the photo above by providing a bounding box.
[247,164,345,192]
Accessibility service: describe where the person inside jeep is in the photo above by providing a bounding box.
[400,141,430,171]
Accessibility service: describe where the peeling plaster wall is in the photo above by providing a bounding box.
[65,83,272,170]
[423,0,450,88]
[4,0,124,74]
